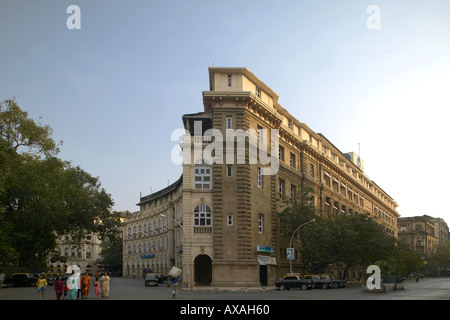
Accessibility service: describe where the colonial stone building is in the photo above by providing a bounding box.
[122,177,183,278]
[398,215,448,256]
[123,67,400,287]
[49,233,102,274]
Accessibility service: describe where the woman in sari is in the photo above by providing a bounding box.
[82,272,92,299]
[101,273,111,298]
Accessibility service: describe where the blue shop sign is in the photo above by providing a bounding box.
[256,246,274,253]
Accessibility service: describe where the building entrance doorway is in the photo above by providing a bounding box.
[194,254,212,286]
[259,265,268,286]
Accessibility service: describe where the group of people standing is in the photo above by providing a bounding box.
[37,271,112,300]
[63,271,111,300]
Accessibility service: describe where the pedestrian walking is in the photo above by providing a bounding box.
[67,271,79,300]
[171,275,180,298]
[78,273,84,299]
[82,272,92,299]
[36,274,48,300]
[101,272,111,298]
[63,282,68,300]
[54,276,64,300]
[94,277,100,299]
[0,271,5,289]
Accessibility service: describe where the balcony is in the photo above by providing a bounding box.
[193,226,212,234]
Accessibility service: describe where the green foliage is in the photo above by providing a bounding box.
[0,99,60,156]
[279,189,422,278]
[99,229,124,273]
[374,242,423,278]
[428,242,450,276]
[0,99,120,267]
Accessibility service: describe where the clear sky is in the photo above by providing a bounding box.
[1,1,449,223]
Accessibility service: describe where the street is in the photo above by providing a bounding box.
[1,276,450,300]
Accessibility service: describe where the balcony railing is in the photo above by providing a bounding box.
[193,226,212,234]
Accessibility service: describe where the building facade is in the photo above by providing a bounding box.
[398,215,448,256]
[122,178,183,278]
[123,67,400,287]
[49,233,102,274]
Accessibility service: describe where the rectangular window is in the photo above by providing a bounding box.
[226,116,232,129]
[257,125,263,144]
[226,165,232,177]
[227,214,233,226]
[332,178,339,193]
[256,87,261,98]
[258,213,264,233]
[323,171,331,187]
[290,153,296,168]
[291,185,296,202]
[310,164,315,177]
[279,146,285,161]
[257,167,262,188]
[278,179,284,195]
[194,164,211,189]
[227,74,232,87]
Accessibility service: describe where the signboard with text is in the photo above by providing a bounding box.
[287,248,294,260]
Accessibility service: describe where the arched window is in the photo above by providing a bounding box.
[194,160,211,190]
[194,204,212,226]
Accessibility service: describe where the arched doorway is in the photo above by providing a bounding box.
[194,254,212,286]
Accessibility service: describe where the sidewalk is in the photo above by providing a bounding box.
[187,286,277,292]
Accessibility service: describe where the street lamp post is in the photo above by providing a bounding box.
[289,219,315,274]
[160,213,190,288]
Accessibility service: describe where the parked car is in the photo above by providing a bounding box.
[319,274,346,288]
[144,273,159,286]
[4,273,38,287]
[304,274,332,289]
[150,273,165,284]
[45,273,63,286]
[275,274,313,291]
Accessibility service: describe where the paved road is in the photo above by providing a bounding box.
[1,277,449,300]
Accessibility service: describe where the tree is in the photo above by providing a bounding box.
[279,189,400,278]
[429,242,450,276]
[0,99,120,267]
[0,99,60,156]
[326,214,398,279]
[278,186,317,231]
[375,242,423,280]
[99,226,123,274]
[278,187,328,273]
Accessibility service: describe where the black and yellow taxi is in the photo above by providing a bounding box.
[4,273,38,287]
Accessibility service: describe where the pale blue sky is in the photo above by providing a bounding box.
[1,1,450,222]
